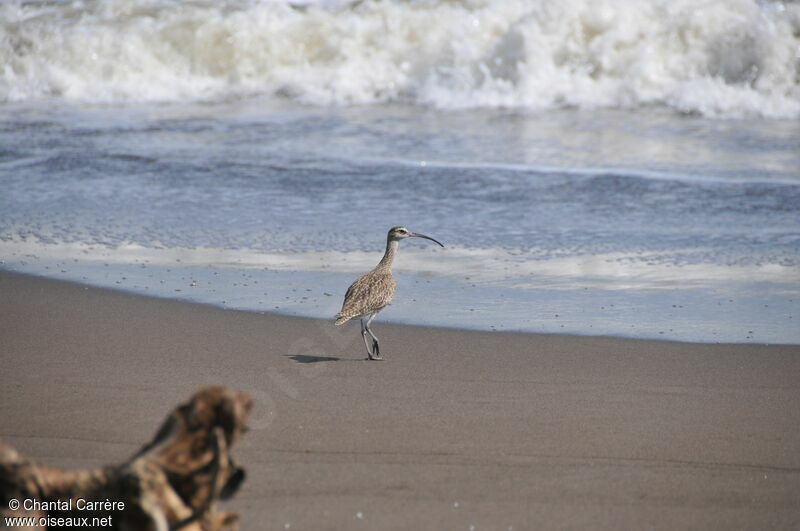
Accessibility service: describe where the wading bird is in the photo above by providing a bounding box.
[334,226,444,360]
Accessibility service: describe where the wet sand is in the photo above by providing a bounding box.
[2,270,800,529]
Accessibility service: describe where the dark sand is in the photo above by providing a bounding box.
[2,270,800,530]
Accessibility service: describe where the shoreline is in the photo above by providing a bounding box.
[2,254,797,345]
[2,270,800,529]
[1,265,790,348]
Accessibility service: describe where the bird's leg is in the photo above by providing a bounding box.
[360,318,375,360]
[365,313,382,360]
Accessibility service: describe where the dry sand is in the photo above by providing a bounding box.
[2,270,800,530]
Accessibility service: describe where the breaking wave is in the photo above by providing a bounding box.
[2,0,799,117]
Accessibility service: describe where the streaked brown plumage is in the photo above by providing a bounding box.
[334,226,444,360]
[335,269,396,326]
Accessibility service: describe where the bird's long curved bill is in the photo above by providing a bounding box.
[409,232,444,247]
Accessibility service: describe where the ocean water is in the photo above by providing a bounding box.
[1,0,799,343]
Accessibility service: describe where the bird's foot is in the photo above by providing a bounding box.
[368,342,383,360]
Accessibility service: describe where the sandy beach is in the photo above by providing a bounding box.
[2,270,800,529]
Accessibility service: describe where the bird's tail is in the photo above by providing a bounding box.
[334,313,352,326]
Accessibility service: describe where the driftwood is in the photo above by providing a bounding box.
[1,386,253,530]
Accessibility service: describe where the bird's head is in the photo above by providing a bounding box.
[388,226,444,247]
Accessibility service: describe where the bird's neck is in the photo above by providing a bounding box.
[377,238,398,270]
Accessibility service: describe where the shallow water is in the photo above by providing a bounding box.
[1,0,799,343]
[1,100,798,343]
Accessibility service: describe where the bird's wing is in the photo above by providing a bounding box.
[338,273,395,319]
[342,277,362,305]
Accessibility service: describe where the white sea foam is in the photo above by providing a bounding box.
[3,239,797,292]
[369,157,800,187]
[1,0,798,118]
